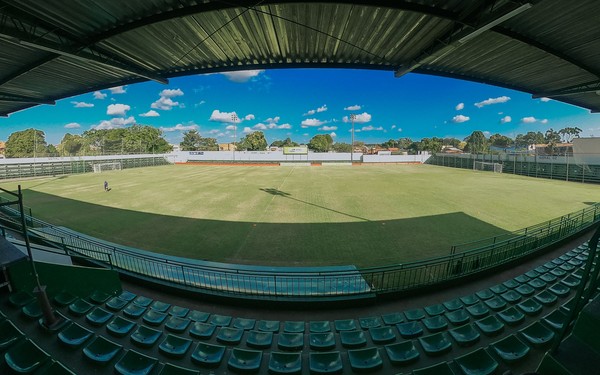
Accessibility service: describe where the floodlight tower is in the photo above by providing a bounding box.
[350,114,356,163]
[231,113,239,161]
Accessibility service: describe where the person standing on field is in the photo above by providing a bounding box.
[104,181,109,191]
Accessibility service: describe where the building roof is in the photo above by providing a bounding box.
[1,1,600,116]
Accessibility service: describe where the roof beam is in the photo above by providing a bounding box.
[532,80,600,99]
[0,93,55,105]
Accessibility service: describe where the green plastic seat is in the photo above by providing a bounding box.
[130,325,162,348]
[22,301,43,319]
[419,332,452,356]
[483,296,507,311]
[528,278,547,290]
[283,321,305,333]
[474,315,504,336]
[490,284,508,294]
[572,268,585,279]
[122,303,146,318]
[359,316,383,329]
[424,304,445,317]
[68,298,93,316]
[191,342,226,367]
[188,310,210,322]
[216,327,244,344]
[561,275,581,288]
[449,324,480,347]
[460,294,480,306]
[404,309,425,320]
[208,314,232,327]
[516,284,535,297]
[149,300,171,313]
[168,305,190,318]
[443,298,463,311]
[475,289,494,300]
[502,279,520,289]
[278,332,304,351]
[490,334,530,364]
[246,330,273,349]
[228,348,263,373]
[397,321,423,338]
[412,361,455,375]
[257,319,280,332]
[551,258,564,266]
[310,321,331,333]
[525,270,540,278]
[385,340,420,365]
[543,261,557,270]
[83,336,123,364]
[106,316,136,337]
[500,290,522,303]
[340,330,366,348]
[370,326,396,344]
[0,320,24,350]
[142,309,167,326]
[36,360,76,375]
[334,319,357,331]
[543,309,568,331]
[159,363,199,375]
[514,274,530,284]
[466,303,489,319]
[382,312,404,325]
[540,273,558,283]
[189,322,216,339]
[497,307,525,326]
[118,290,136,302]
[454,348,498,375]
[309,351,343,374]
[86,307,114,326]
[348,347,383,372]
[4,338,50,373]
[517,298,543,316]
[310,332,336,351]
[165,316,191,333]
[423,315,448,333]
[114,349,158,375]
[551,268,567,277]
[233,317,256,330]
[549,283,571,297]
[519,321,555,348]
[534,266,548,274]
[88,290,112,304]
[133,296,153,307]
[53,291,77,307]
[445,309,470,326]
[534,291,558,306]
[57,322,93,348]
[105,297,128,311]
[269,352,302,375]
[9,290,35,307]
[158,334,193,358]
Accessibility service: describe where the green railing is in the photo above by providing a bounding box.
[1,199,599,302]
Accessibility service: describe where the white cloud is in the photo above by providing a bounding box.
[344,105,361,111]
[540,97,551,102]
[225,125,237,130]
[455,102,464,111]
[330,132,337,138]
[159,88,184,98]
[253,123,268,130]
[301,118,327,127]
[221,70,264,83]
[520,116,548,124]
[107,103,130,116]
[207,129,220,135]
[500,115,512,123]
[474,96,510,108]
[483,131,491,136]
[64,122,81,129]
[342,112,372,123]
[109,86,126,94]
[93,91,107,100]
[391,125,396,129]
[265,116,280,124]
[93,116,135,130]
[277,123,292,129]
[210,110,240,123]
[303,133,309,136]
[540,119,549,124]
[319,126,337,131]
[242,127,253,134]
[151,97,179,110]
[303,105,326,116]
[304,109,315,116]
[245,114,255,121]
[398,128,403,132]
[140,110,160,117]
[317,105,327,113]
[160,124,199,132]
[72,101,94,108]
[361,125,383,131]
[452,114,470,123]
[194,100,206,107]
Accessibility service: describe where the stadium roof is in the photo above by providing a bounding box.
[1,0,600,117]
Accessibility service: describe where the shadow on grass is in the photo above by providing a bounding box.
[22,189,510,268]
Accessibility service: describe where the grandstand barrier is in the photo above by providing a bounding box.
[1,197,598,303]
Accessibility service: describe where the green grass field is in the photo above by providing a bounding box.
[5,164,599,267]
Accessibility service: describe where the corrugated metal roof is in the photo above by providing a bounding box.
[1,0,599,116]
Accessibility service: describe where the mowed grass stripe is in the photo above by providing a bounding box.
[6,164,599,267]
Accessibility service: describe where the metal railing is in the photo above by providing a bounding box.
[1,200,599,301]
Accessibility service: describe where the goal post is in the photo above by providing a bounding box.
[473,161,503,173]
[92,162,122,173]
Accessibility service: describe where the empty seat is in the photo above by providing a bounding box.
[551,268,567,277]
[412,361,455,375]
[246,330,273,349]
[278,332,304,351]
[168,306,190,318]
[514,275,530,284]
[106,316,136,337]
[519,321,555,348]
[540,273,558,283]
[516,284,535,297]
[228,348,262,373]
[549,283,571,297]
[397,321,423,339]
[424,304,444,317]
[0,320,24,350]
[68,299,93,316]
[191,342,226,367]
[53,291,77,307]
[474,315,504,337]
[165,316,191,333]
[419,332,452,356]
[443,299,463,311]
[142,309,167,326]
[130,325,162,348]
[449,324,480,347]
[158,334,193,358]
[233,317,256,330]
[359,316,382,329]
[423,315,448,333]
[483,296,507,311]
[502,279,520,289]
[208,314,232,327]
[500,290,522,304]
[348,347,383,372]
[4,338,50,373]
[517,298,543,316]
[22,301,43,319]
[133,296,153,307]
[117,290,136,302]
[88,290,112,304]
[122,303,146,319]
[490,284,508,294]
[310,332,336,351]
[309,351,343,374]
[466,303,489,319]
[159,363,199,375]
[257,320,280,333]
[86,307,113,326]
[114,349,158,375]
[445,309,470,326]
[188,310,210,322]
[334,319,357,332]
[9,290,35,307]
[385,340,420,365]
[382,312,404,325]
[57,322,93,348]
[83,336,123,364]
[310,321,331,333]
[370,326,396,344]
[283,321,304,333]
[475,289,494,300]
[497,307,525,326]
[490,334,530,364]
[149,300,171,313]
[105,297,129,311]
[454,348,498,375]
[561,275,581,288]
[534,291,558,306]
[528,278,547,290]
[525,269,540,278]
[340,330,366,348]
[216,327,244,345]
[543,309,568,331]
[269,352,302,375]
[460,294,480,306]
[189,322,216,339]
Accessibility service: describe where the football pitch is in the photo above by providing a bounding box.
[7,164,599,267]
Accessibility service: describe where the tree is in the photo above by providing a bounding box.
[464,131,488,153]
[81,125,172,155]
[397,138,413,150]
[239,131,267,151]
[270,137,299,148]
[46,144,59,157]
[380,139,398,149]
[332,142,352,152]
[515,131,545,149]
[544,128,561,155]
[558,127,582,143]
[308,134,334,152]
[489,133,513,150]
[419,138,443,153]
[59,133,85,156]
[5,128,47,158]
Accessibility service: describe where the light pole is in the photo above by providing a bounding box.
[350,114,356,163]
[231,113,238,161]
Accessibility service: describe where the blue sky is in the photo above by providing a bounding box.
[1,69,599,145]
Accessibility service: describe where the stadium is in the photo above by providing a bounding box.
[1,1,600,375]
